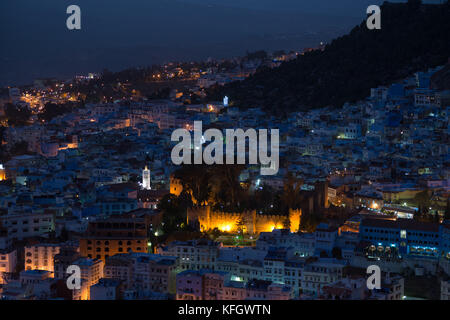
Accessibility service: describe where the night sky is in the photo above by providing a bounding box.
[0,0,442,86]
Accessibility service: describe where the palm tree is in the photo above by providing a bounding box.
[281,172,303,212]
[174,165,211,206]
[213,164,245,209]
[444,198,450,221]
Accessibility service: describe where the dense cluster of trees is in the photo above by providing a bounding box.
[412,189,446,223]
[445,198,450,221]
[9,141,28,156]
[158,192,192,233]
[161,165,325,233]
[207,1,450,113]
[3,101,81,127]
[38,102,77,122]
[172,164,245,211]
[4,103,31,127]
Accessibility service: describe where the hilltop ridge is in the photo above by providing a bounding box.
[207,1,450,113]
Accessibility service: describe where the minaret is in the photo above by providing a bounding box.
[223,96,229,107]
[0,164,5,181]
[143,165,151,190]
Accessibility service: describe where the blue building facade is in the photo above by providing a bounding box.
[359,218,449,260]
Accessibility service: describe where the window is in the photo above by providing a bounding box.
[400,230,407,239]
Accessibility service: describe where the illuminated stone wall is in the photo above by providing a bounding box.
[187,206,301,235]
[170,177,183,197]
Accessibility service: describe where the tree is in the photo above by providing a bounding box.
[39,102,72,122]
[445,198,450,221]
[414,190,431,213]
[252,185,277,212]
[414,205,425,221]
[236,215,246,234]
[434,212,440,224]
[4,103,31,127]
[158,193,188,233]
[210,227,221,239]
[174,165,212,206]
[300,214,322,233]
[281,172,303,213]
[9,141,28,155]
[214,164,245,209]
[0,126,5,142]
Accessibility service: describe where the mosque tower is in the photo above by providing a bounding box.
[142,165,151,190]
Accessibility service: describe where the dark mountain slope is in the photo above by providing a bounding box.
[431,60,450,90]
[207,1,450,113]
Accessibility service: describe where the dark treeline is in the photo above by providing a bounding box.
[207,1,450,113]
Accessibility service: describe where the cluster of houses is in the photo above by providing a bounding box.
[0,58,449,299]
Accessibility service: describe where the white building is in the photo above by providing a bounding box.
[370,87,388,101]
[1,212,54,240]
[257,229,315,258]
[414,89,440,108]
[441,280,450,300]
[369,274,404,300]
[0,249,17,284]
[300,260,345,296]
[24,243,61,273]
[90,278,120,300]
[142,166,151,190]
[72,257,104,300]
[314,223,338,256]
[158,239,221,271]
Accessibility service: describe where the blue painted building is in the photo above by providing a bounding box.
[359,218,447,259]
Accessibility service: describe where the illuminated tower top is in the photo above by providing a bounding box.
[143,165,151,190]
[0,164,5,181]
[223,96,229,107]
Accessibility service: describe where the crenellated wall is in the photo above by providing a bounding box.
[187,206,301,235]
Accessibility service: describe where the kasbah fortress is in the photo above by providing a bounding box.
[170,176,329,235]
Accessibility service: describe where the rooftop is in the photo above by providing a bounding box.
[361,218,440,232]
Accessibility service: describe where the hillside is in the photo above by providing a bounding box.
[431,61,450,91]
[207,1,450,113]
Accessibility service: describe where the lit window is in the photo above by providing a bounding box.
[400,230,407,239]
